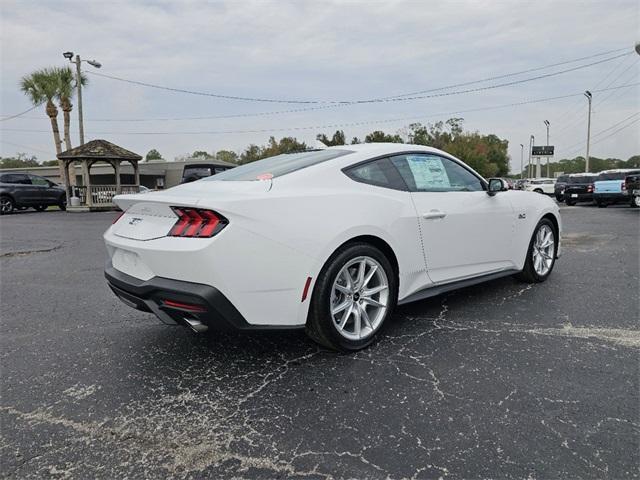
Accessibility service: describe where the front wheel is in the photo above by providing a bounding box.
[34,205,47,212]
[306,243,398,351]
[534,188,544,194]
[515,218,557,283]
[58,198,67,211]
[0,196,14,215]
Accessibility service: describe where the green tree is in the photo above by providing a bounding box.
[216,150,238,164]
[316,130,346,146]
[191,150,214,159]
[20,68,67,186]
[0,153,39,169]
[364,130,403,143]
[145,149,163,161]
[55,66,87,152]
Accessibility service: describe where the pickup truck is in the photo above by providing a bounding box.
[0,173,66,214]
[593,169,640,207]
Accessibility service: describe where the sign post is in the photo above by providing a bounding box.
[531,146,555,178]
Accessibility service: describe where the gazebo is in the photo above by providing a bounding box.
[57,139,142,211]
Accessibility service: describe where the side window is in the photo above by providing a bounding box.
[30,175,49,186]
[344,157,407,190]
[10,174,31,185]
[390,154,484,192]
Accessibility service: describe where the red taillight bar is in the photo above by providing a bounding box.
[168,207,228,238]
[162,299,207,312]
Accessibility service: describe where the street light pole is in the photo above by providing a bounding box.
[63,51,101,146]
[75,55,85,145]
[529,135,534,178]
[584,91,592,173]
[544,120,550,177]
[520,143,524,179]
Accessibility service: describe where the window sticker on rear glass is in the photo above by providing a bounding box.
[406,155,450,190]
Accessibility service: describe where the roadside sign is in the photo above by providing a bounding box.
[532,146,554,156]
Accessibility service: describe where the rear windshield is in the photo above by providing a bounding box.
[597,171,637,181]
[556,175,569,183]
[206,149,352,181]
[568,175,596,184]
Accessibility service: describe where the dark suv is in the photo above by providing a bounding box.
[564,174,597,206]
[0,173,66,214]
[554,174,570,201]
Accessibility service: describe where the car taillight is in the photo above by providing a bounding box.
[587,184,593,193]
[621,182,626,191]
[168,207,228,238]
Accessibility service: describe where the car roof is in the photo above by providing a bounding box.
[325,142,444,156]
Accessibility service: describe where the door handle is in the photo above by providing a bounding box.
[422,210,447,220]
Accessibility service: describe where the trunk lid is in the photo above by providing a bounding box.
[111,179,271,240]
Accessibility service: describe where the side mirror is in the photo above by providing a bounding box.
[487,178,508,196]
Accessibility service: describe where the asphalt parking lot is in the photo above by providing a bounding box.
[1,204,638,479]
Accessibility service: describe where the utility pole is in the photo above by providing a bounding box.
[529,135,534,178]
[63,52,101,146]
[544,120,550,177]
[520,143,524,179]
[584,91,592,173]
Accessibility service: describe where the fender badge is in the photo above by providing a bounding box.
[518,213,526,219]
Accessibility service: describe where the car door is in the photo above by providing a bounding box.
[9,174,39,205]
[29,175,56,204]
[390,153,515,284]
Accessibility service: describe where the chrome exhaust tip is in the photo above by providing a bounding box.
[184,318,208,333]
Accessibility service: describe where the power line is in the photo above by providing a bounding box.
[589,117,640,147]
[0,104,42,122]
[558,111,640,153]
[5,88,635,137]
[86,51,631,105]
[0,140,53,155]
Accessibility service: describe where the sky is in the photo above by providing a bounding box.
[1,0,639,173]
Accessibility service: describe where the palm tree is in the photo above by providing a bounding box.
[20,68,68,190]
[55,66,87,186]
[56,66,87,152]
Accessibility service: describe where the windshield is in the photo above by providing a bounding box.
[598,171,630,181]
[568,175,596,184]
[206,149,353,181]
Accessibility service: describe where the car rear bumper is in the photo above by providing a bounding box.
[105,262,303,332]
[565,192,593,202]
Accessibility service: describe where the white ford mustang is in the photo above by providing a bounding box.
[104,143,561,351]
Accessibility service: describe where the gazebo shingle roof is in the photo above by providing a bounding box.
[57,139,142,161]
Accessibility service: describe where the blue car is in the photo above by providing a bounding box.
[593,169,640,208]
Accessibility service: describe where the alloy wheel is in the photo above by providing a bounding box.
[532,224,555,276]
[330,256,389,341]
[1,197,13,214]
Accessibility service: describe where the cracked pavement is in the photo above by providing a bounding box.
[0,205,638,479]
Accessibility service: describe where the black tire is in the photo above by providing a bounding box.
[555,195,564,202]
[34,205,47,212]
[631,197,639,208]
[515,218,558,283]
[305,242,398,351]
[58,198,67,211]
[534,188,544,194]
[597,201,607,208]
[0,195,14,215]
[565,199,576,206]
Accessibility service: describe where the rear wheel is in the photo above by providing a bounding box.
[597,201,607,208]
[565,199,576,206]
[515,218,557,283]
[631,196,640,208]
[0,196,14,215]
[34,205,47,212]
[306,243,397,351]
[534,188,544,194]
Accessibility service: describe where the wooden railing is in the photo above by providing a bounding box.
[71,185,139,206]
